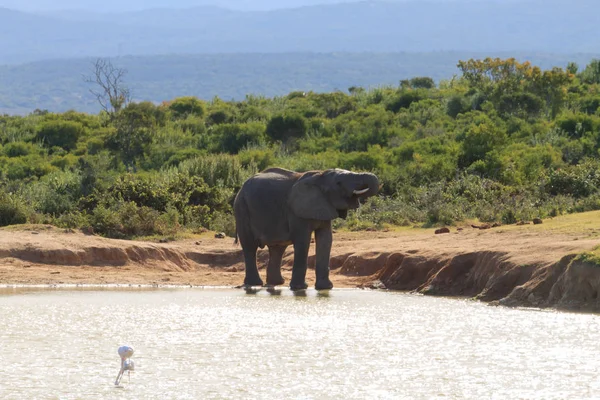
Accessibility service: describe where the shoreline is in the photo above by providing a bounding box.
[2,213,600,312]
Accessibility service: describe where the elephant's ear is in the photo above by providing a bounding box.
[289,173,338,221]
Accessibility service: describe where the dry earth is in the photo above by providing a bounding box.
[2,212,600,312]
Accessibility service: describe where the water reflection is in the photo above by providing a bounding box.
[1,288,600,399]
[266,287,282,296]
[316,291,331,299]
[243,287,262,295]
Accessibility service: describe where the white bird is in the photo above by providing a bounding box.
[115,345,135,385]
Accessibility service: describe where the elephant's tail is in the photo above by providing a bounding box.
[233,226,239,246]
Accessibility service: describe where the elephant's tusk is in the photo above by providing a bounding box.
[353,188,369,195]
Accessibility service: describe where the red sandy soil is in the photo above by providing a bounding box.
[2,218,600,311]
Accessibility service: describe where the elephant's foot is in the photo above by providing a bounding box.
[315,279,333,291]
[266,276,285,286]
[243,275,264,287]
[290,281,308,291]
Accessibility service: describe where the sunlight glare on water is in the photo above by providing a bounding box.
[1,287,600,399]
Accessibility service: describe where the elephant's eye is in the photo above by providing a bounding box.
[336,181,342,186]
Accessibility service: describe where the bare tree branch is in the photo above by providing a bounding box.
[83,58,131,116]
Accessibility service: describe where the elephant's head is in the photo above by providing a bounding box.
[289,168,380,221]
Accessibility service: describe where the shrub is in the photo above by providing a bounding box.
[169,97,206,119]
[89,205,124,238]
[446,95,471,118]
[89,201,180,238]
[86,137,105,155]
[213,122,267,154]
[546,163,600,198]
[238,147,275,171]
[23,170,82,216]
[496,92,544,119]
[4,142,32,157]
[175,116,206,135]
[36,120,85,151]
[173,154,256,188]
[5,156,55,181]
[266,114,308,142]
[0,191,28,226]
[409,77,436,89]
[579,96,600,115]
[555,113,597,139]
[458,122,507,168]
[209,211,236,237]
[54,211,89,229]
[386,90,426,113]
[338,149,386,171]
[108,174,173,212]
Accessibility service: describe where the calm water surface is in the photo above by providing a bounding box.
[1,287,600,399]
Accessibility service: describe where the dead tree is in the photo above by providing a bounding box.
[83,58,131,117]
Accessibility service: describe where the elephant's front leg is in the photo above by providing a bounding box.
[290,231,311,291]
[266,245,286,286]
[314,222,333,290]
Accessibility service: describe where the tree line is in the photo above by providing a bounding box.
[1,57,600,238]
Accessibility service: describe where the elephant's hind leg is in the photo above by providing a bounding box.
[242,244,263,287]
[266,245,286,286]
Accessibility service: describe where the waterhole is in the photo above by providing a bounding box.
[1,287,599,399]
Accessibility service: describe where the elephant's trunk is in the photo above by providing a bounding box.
[355,173,380,197]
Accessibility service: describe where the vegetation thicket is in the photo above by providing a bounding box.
[2,57,600,239]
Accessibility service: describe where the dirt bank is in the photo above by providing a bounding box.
[2,212,600,312]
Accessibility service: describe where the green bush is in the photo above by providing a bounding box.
[213,122,266,154]
[209,211,236,237]
[173,154,256,188]
[89,201,180,238]
[108,174,173,211]
[546,162,600,198]
[266,114,308,142]
[409,77,435,89]
[22,170,82,216]
[386,90,426,113]
[4,156,55,181]
[446,95,471,118]
[175,116,206,135]
[4,142,33,157]
[238,147,275,171]
[89,205,124,238]
[36,120,85,151]
[54,211,89,229]
[169,97,206,119]
[0,191,28,226]
[86,137,105,155]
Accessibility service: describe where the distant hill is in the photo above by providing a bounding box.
[1,0,599,65]
[1,52,597,115]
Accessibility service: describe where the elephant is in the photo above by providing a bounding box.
[233,167,380,290]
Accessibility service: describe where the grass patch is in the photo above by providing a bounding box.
[574,247,600,267]
[0,223,56,232]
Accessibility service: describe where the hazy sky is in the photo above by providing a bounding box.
[0,0,372,12]
[1,0,475,12]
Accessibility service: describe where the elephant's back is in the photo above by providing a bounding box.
[241,174,294,210]
[236,171,294,244]
[259,167,300,178]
